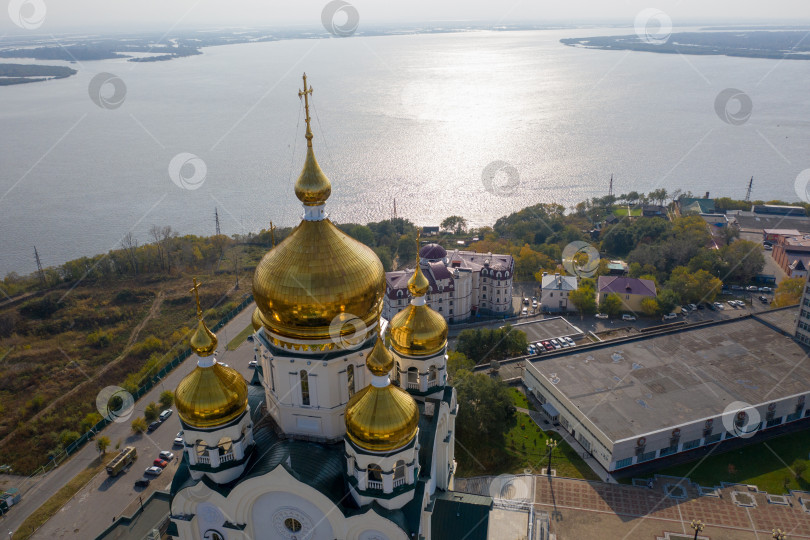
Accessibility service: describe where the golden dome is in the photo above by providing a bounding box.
[294,146,331,206]
[190,319,217,357]
[366,331,394,376]
[389,304,448,357]
[408,263,430,296]
[251,307,263,332]
[175,362,248,429]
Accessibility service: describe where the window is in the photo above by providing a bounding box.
[615,457,633,469]
[438,307,442,312]
[704,433,722,444]
[483,294,486,299]
[786,411,801,422]
[637,450,657,463]
[659,445,678,457]
[428,366,438,386]
[682,439,701,451]
[300,370,310,406]
[766,416,783,428]
[394,460,406,482]
[284,519,302,533]
[347,364,355,397]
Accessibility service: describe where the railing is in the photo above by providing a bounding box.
[196,454,210,464]
[220,452,235,463]
[367,480,383,490]
[407,381,420,390]
[393,477,406,488]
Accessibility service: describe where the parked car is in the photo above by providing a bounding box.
[134,478,151,488]
[688,303,697,311]
[159,409,173,421]
[764,244,773,251]
[713,302,725,310]
[549,339,562,350]
[761,286,772,292]
[153,458,169,468]
[746,285,758,292]
[248,359,258,368]
[532,301,538,308]
[727,301,738,308]
[174,431,184,446]
[147,421,161,433]
[621,314,637,321]
[541,341,554,351]
[521,307,528,315]
[159,451,174,461]
[734,300,746,307]
[696,303,705,310]
[662,313,677,320]
[759,295,769,303]
[558,338,570,348]
[144,466,163,476]
[563,337,576,347]
[246,335,254,342]
[680,305,690,313]
[526,345,535,355]
[523,297,530,305]
[595,313,609,319]
[731,285,744,291]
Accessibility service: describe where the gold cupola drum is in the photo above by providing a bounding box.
[389,232,448,357]
[345,323,420,452]
[252,73,385,351]
[175,279,248,429]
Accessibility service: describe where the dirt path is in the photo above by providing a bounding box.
[0,291,165,449]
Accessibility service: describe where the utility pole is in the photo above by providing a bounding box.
[608,174,614,197]
[744,176,753,202]
[215,207,221,236]
[234,253,239,290]
[34,246,45,287]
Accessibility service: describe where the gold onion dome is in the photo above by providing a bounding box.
[390,242,448,357]
[252,74,385,346]
[251,307,263,332]
[345,335,419,452]
[175,279,248,429]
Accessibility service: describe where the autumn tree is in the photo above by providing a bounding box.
[773,277,805,307]
[441,215,468,235]
[598,293,622,317]
[570,286,597,317]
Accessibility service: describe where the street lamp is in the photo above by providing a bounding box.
[772,528,787,540]
[546,439,558,475]
[690,519,705,540]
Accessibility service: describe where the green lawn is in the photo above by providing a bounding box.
[653,429,810,494]
[226,323,254,351]
[508,387,536,411]
[613,207,642,217]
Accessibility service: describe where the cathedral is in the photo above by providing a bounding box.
[165,74,491,540]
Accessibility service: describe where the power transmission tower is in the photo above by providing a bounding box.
[215,207,221,236]
[34,246,46,286]
[744,176,753,202]
[608,174,614,197]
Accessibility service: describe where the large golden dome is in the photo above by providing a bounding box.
[252,74,385,350]
[389,253,448,357]
[175,361,248,429]
[345,336,419,452]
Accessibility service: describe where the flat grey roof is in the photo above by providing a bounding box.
[527,312,810,441]
[511,317,584,344]
[733,213,810,233]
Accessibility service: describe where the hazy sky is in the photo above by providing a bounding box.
[2,0,810,34]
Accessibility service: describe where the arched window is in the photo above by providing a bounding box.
[368,464,383,489]
[347,364,355,397]
[394,460,406,484]
[394,361,401,384]
[407,367,418,388]
[300,370,310,406]
[195,439,206,458]
[428,366,438,386]
[217,436,233,456]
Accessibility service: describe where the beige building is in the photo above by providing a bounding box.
[596,276,656,313]
[383,244,514,324]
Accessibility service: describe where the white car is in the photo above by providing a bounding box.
[159,409,173,421]
[173,431,184,446]
[521,307,528,315]
[532,301,538,308]
[727,301,738,308]
[549,339,562,350]
[662,313,677,320]
[595,313,609,319]
[713,302,725,310]
[159,451,174,461]
[144,466,163,476]
[248,359,258,368]
[621,314,637,321]
[563,337,576,347]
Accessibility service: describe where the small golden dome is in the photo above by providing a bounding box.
[253,219,385,345]
[294,146,331,206]
[190,319,217,357]
[251,307,263,332]
[345,380,419,452]
[175,362,248,429]
[366,333,394,376]
[389,303,448,357]
[408,264,430,297]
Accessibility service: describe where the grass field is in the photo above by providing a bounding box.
[12,456,106,540]
[612,207,643,217]
[508,387,536,411]
[652,429,810,494]
[226,323,254,351]
[456,388,598,481]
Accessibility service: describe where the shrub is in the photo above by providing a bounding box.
[159,390,174,408]
[131,417,147,433]
[129,335,164,359]
[144,402,159,422]
[59,430,80,448]
[86,330,113,349]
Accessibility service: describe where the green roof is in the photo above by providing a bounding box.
[431,490,493,540]
[679,197,714,214]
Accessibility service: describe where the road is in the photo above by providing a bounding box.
[3,306,255,540]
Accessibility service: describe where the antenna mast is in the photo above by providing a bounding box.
[744,176,753,202]
[34,246,45,287]
[608,174,614,197]
[215,207,221,236]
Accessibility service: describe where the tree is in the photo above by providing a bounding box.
[598,293,622,317]
[666,266,722,304]
[569,286,597,317]
[131,417,147,433]
[455,326,528,363]
[773,277,805,307]
[373,246,393,272]
[454,372,513,440]
[144,402,159,422]
[641,297,660,316]
[720,240,765,283]
[96,436,111,455]
[159,390,174,408]
[657,288,681,314]
[447,351,475,379]
[441,215,468,235]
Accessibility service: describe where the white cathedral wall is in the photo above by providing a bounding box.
[391,349,447,395]
[172,465,409,540]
